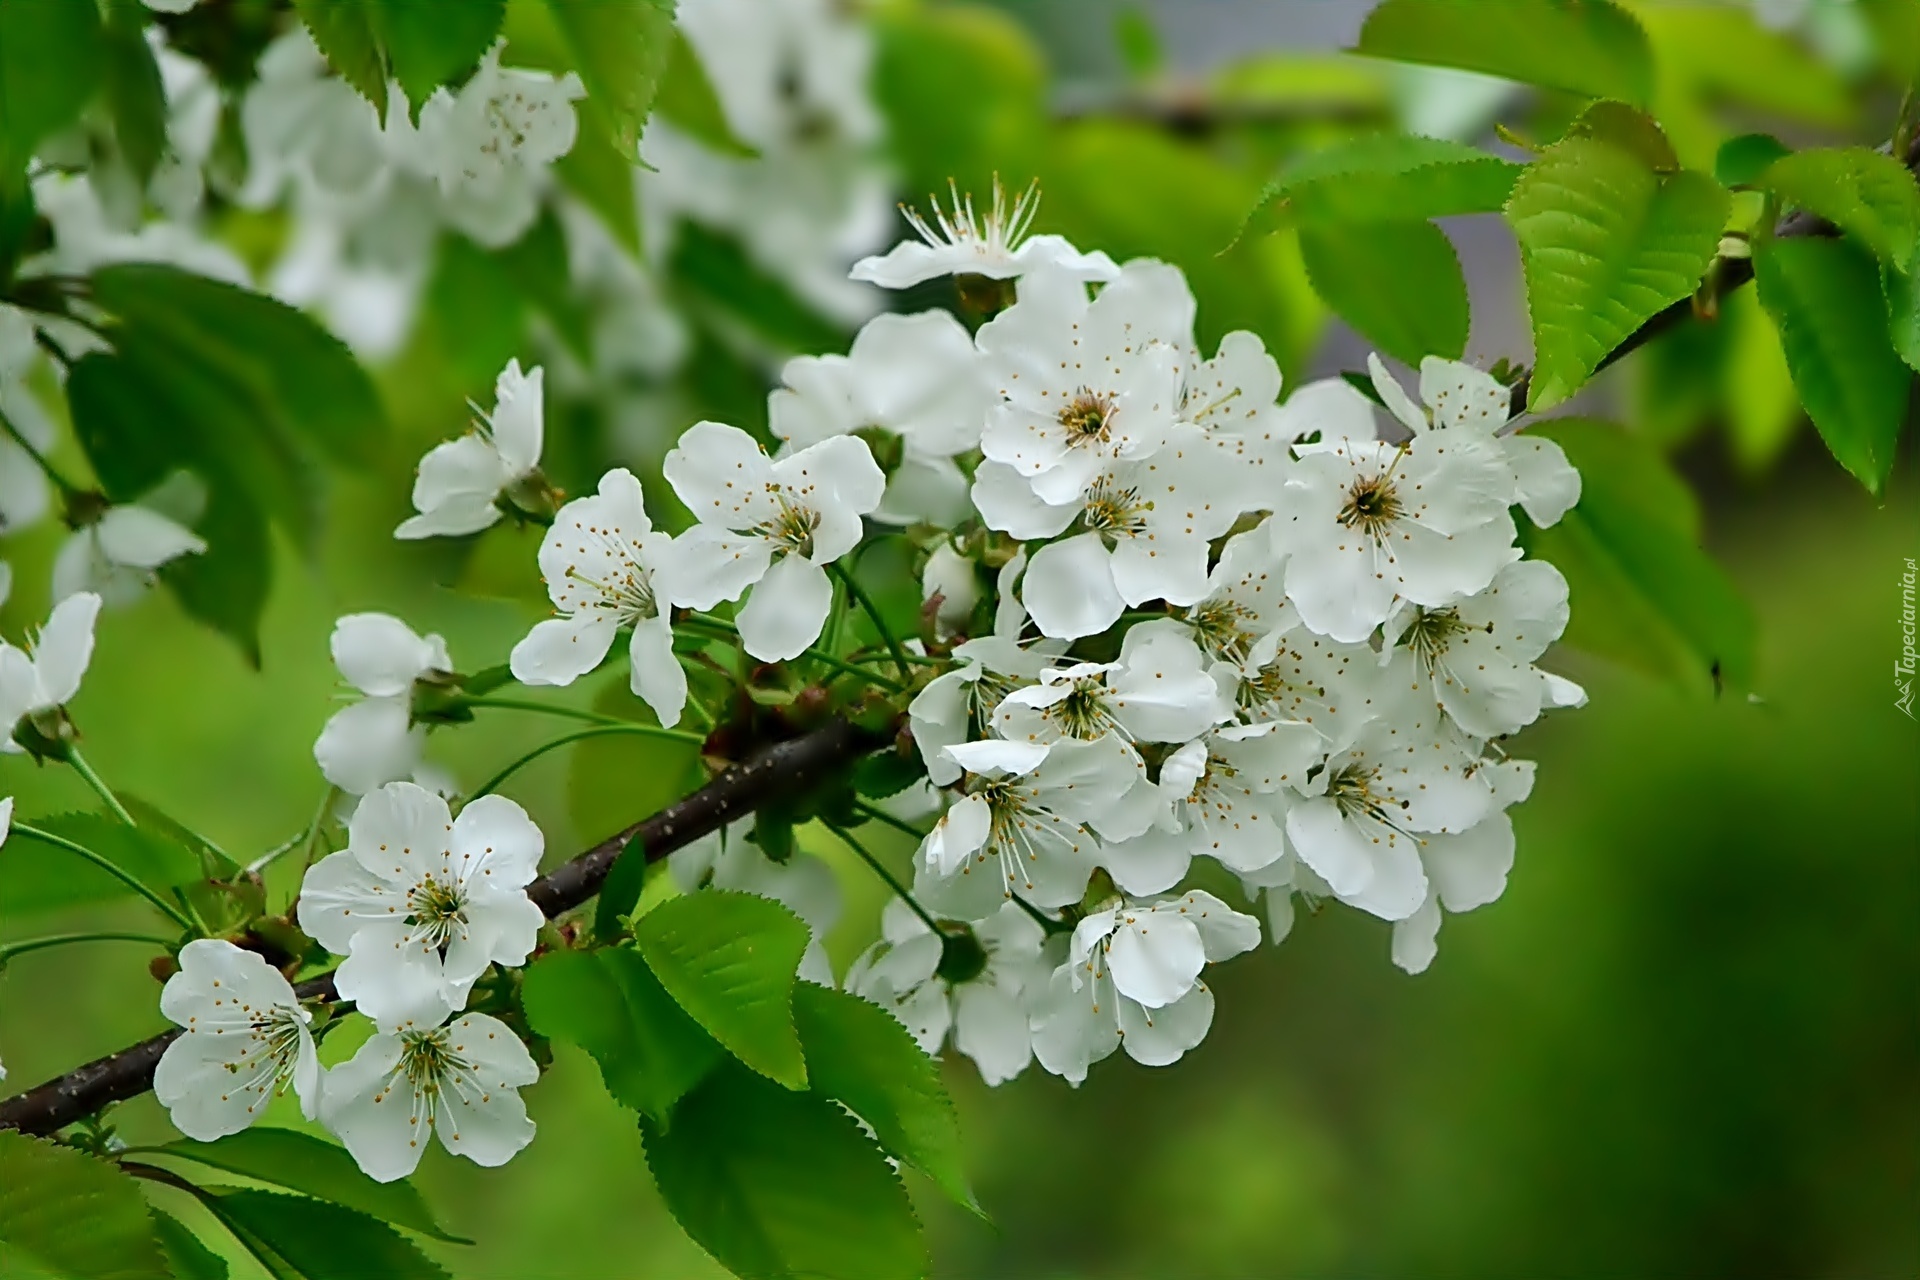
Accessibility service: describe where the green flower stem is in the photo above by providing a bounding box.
[0,407,81,496]
[64,746,139,828]
[246,787,337,876]
[831,562,912,678]
[10,823,200,933]
[1009,893,1074,936]
[850,798,930,843]
[676,614,905,693]
[472,723,704,800]
[464,696,672,730]
[0,932,178,966]
[822,819,944,939]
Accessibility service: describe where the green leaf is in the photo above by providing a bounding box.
[792,984,975,1212]
[291,0,386,115]
[554,126,641,253]
[1565,100,1677,173]
[1244,134,1521,238]
[0,0,105,181]
[1885,261,1920,373]
[90,265,387,470]
[1520,421,1755,693]
[522,946,723,1122]
[199,1191,449,1280]
[0,809,202,917]
[1754,236,1913,496]
[654,25,754,157]
[151,1210,229,1280]
[641,1062,929,1280]
[633,889,811,1090]
[543,0,676,159]
[851,750,926,801]
[594,836,649,941]
[1715,133,1791,189]
[161,481,271,668]
[155,1128,465,1244]
[1761,146,1920,273]
[369,0,506,117]
[0,1132,169,1280]
[1505,136,1730,410]
[1355,0,1654,106]
[102,0,169,184]
[1298,219,1469,364]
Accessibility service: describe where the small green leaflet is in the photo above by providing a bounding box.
[1761,146,1920,274]
[793,984,978,1213]
[1505,135,1729,410]
[641,1061,930,1280]
[1520,421,1755,694]
[153,1127,467,1243]
[522,946,723,1122]
[1242,134,1521,238]
[293,0,506,118]
[1354,0,1655,107]
[1754,236,1913,497]
[633,889,811,1089]
[1298,220,1469,365]
[0,1132,169,1280]
[1715,133,1791,189]
[594,836,650,941]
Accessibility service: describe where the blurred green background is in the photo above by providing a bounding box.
[4,0,1918,1276]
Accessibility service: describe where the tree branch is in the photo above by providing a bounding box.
[0,717,892,1137]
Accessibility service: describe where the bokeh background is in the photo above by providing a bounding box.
[3,1,1916,1277]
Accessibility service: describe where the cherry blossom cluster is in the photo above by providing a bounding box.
[154,781,545,1182]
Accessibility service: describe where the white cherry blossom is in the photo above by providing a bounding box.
[322,1011,537,1181]
[851,178,1118,289]
[1369,354,1581,528]
[395,360,545,540]
[313,614,452,797]
[1275,431,1519,644]
[845,899,1050,1084]
[52,504,206,605]
[1029,890,1259,1083]
[993,621,1228,749]
[0,592,102,753]
[976,259,1194,504]
[510,468,685,728]
[770,310,995,527]
[662,421,884,661]
[297,783,545,1029]
[1390,759,1535,974]
[154,940,321,1141]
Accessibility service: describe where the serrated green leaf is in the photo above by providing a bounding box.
[523,946,723,1121]
[1886,260,1920,373]
[369,0,505,117]
[1355,0,1654,106]
[641,1062,929,1280]
[792,984,976,1213]
[1506,136,1730,410]
[0,809,203,918]
[155,1129,464,1244]
[1762,147,1920,273]
[594,836,649,941]
[198,1191,449,1280]
[851,750,926,801]
[0,1132,169,1280]
[1565,100,1677,173]
[1715,133,1791,189]
[654,25,754,157]
[1520,421,1754,693]
[292,0,386,115]
[1754,236,1913,496]
[633,889,811,1089]
[1299,219,1468,364]
[1243,133,1520,238]
[151,1209,228,1280]
[90,265,387,470]
[0,0,104,181]
[544,0,675,160]
[102,0,169,184]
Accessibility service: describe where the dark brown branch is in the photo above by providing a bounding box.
[0,718,891,1137]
